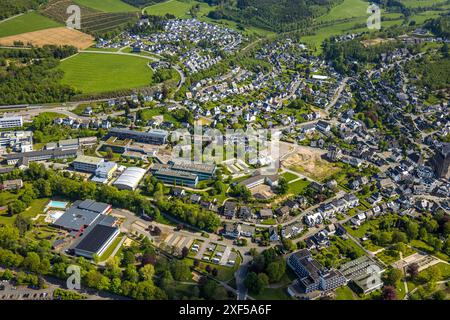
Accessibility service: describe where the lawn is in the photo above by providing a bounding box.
[335,285,358,300]
[73,0,139,12]
[281,172,298,183]
[99,234,125,262]
[252,286,293,300]
[0,12,62,38]
[376,249,400,265]
[58,53,154,94]
[144,0,215,18]
[0,198,49,226]
[346,219,380,238]
[287,179,311,195]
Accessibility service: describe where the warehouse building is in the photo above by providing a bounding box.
[113,167,147,190]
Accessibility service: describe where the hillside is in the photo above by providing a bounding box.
[0,0,48,20]
[206,0,343,32]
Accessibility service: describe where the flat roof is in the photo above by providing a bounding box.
[53,200,111,230]
[4,148,77,160]
[154,168,198,181]
[73,155,104,165]
[75,224,118,254]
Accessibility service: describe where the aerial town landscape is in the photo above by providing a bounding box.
[0,0,449,306]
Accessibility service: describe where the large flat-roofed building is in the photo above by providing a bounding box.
[151,162,216,181]
[170,162,216,180]
[4,148,78,166]
[74,224,120,259]
[113,167,147,190]
[52,199,112,231]
[72,155,104,173]
[288,249,347,293]
[0,116,23,129]
[0,131,33,153]
[152,168,199,187]
[107,128,168,145]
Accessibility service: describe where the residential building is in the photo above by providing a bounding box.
[0,179,23,191]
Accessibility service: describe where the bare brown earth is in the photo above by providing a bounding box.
[281,144,341,182]
[0,27,94,49]
[361,37,395,47]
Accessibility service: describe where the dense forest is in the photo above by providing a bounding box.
[206,0,342,32]
[425,15,450,38]
[0,45,78,105]
[0,0,47,20]
[322,38,417,74]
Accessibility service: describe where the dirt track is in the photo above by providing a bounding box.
[0,27,94,49]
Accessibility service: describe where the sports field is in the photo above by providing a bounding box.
[144,0,215,18]
[0,12,62,38]
[58,53,154,94]
[73,0,139,12]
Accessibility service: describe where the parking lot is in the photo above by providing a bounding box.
[190,241,235,266]
[0,281,53,300]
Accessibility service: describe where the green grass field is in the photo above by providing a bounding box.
[73,0,139,12]
[58,53,154,94]
[303,13,404,53]
[282,172,298,183]
[317,0,369,23]
[144,0,214,18]
[0,198,49,226]
[287,179,311,195]
[401,0,448,8]
[0,12,62,38]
